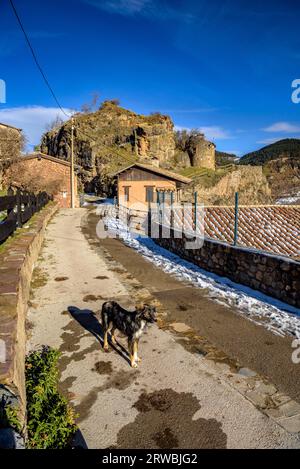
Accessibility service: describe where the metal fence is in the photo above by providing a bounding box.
[0,188,51,243]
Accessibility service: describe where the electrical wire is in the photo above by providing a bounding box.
[8,0,70,117]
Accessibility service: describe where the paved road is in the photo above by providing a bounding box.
[27,209,300,449]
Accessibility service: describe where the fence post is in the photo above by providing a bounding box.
[170,191,174,233]
[16,188,22,228]
[194,191,198,233]
[147,200,151,237]
[162,191,165,226]
[233,191,239,246]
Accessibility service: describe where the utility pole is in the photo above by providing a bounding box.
[70,117,75,208]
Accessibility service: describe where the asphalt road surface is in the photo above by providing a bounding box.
[27,209,300,449]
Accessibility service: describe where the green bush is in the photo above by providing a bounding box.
[25,346,77,449]
[0,400,21,433]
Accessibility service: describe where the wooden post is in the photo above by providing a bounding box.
[70,117,75,208]
[16,188,22,228]
[233,191,239,246]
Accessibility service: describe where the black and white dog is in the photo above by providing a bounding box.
[101,301,157,368]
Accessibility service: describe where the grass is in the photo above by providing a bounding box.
[0,187,7,197]
[180,166,235,188]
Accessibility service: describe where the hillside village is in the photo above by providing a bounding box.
[1,104,300,450]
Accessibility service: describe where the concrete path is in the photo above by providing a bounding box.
[27,209,300,449]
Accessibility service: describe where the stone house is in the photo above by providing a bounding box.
[5,152,78,208]
[113,163,191,208]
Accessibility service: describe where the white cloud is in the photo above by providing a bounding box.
[199,126,232,140]
[0,106,73,148]
[84,0,194,22]
[85,0,152,15]
[263,121,300,133]
[256,137,285,145]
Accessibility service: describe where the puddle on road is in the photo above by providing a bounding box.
[113,388,227,449]
[55,276,69,282]
[92,361,113,375]
[83,294,103,302]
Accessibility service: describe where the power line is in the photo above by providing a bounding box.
[8,0,70,118]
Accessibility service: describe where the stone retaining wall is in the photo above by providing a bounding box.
[154,228,300,308]
[0,202,59,432]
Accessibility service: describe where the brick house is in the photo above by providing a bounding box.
[6,152,78,208]
[113,163,191,208]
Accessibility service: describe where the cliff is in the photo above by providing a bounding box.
[239,139,300,203]
[182,166,272,205]
[40,101,176,192]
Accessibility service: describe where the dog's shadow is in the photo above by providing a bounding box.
[67,306,131,365]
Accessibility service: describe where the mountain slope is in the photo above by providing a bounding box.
[239,138,300,166]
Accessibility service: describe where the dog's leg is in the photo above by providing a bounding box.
[133,340,139,367]
[111,327,117,345]
[103,329,109,351]
[128,339,138,368]
[136,339,141,362]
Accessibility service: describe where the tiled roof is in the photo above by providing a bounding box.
[112,163,192,184]
[204,206,300,260]
[21,152,71,167]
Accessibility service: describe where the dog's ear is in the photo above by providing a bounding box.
[135,302,145,313]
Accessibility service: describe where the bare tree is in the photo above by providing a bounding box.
[3,159,64,194]
[0,126,26,161]
[45,115,65,132]
[81,92,101,114]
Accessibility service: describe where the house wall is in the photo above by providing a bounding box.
[8,157,78,208]
[117,167,185,208]
[118,178,177,208]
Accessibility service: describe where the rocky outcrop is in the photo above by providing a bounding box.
[185,134,216,170]
[183,166,272,205]
[40,102,176,192]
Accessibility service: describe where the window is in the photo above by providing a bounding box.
[145,186,154,203]
[124,186,130,202]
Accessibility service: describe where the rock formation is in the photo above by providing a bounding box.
[40,101,176,192]
[185,134,216,170]
[182,166,272,205]
[174,130,216,170]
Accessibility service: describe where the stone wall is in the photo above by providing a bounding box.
[0,202,58,435]
[154,229,300,308]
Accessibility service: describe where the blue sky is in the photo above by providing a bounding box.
[1,0,300,155]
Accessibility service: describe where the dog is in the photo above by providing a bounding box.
[101,301,157,368]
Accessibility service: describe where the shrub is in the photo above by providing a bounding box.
[0,398,21,433]
[25,346,77,449]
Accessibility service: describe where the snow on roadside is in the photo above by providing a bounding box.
[276,192,300,205]
[105,217,300,339]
